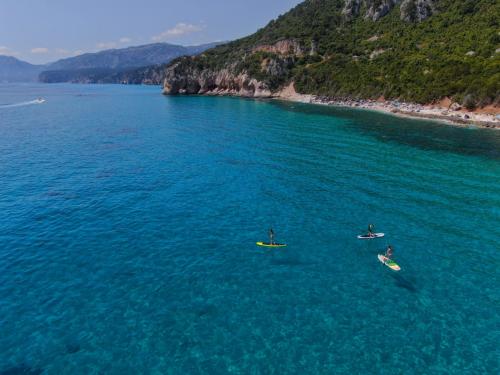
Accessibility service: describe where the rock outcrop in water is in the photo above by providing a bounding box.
[160,0,499,108]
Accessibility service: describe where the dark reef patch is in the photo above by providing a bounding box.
[65,342,81,354]
[0,364,43,375]
[390,274,418,293]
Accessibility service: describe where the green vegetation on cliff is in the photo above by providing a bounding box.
[163,0,499,106]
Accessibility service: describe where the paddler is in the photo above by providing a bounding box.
[367,224,375,238]
[269,228,275,245]
[385,245,394,259]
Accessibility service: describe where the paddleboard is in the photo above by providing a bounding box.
[378,254,401,271]
[256,242,287,248]
[357,233,385,239]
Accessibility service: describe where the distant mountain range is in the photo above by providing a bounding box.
[0,56,43,82]
[0,42,222,83]
[46,42,220,71]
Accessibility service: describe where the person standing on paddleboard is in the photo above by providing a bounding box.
[368,224,375,238]
[385,245,394,259]
[269,228,275,245]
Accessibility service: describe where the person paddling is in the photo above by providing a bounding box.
[385,245,394,259]
[256,229,286,248]
[269,228,275,245]
[367,224,375,238]
[357,225,385,240]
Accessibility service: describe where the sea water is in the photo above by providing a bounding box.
[0,84,498,374]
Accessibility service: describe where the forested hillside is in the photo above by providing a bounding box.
[161,0,499,108]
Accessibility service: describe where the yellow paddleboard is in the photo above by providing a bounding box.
[256,242,287,248]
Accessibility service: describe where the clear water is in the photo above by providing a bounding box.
[0,84,499,374]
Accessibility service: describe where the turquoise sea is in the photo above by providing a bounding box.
[0,84,499,374]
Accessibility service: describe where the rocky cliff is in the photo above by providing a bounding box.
[163,63,272,97]
[163,40,300,97]
[342,0,437,22]
[161,0,499,108]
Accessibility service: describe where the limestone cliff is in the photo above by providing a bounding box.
[162,53,296,97]
[163,40,300,97]
[342,0,437,21]
[400,0,437,22]
[163,67,272,97]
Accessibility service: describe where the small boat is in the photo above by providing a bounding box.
[35,98,46,103]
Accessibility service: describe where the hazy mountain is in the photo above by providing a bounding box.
[39,42,222,83]
[0,42,222,83]
[0,56,44,83]
[47,43,214,71]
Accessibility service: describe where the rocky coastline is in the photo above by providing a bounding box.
[163,81,500,129]
[284,92,500,129]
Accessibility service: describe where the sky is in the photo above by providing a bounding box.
[0,0,303,65]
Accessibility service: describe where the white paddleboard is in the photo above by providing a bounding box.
[378,254,401,271]
[357,233,385,239]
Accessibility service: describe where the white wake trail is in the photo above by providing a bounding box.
[0,99,45,109]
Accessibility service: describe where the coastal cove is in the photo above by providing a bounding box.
[159,0,499,131]
[191,83,500,129]
[0,84,499,374]
[275,83,500,129]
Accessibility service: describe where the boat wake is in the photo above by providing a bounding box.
[0,99,45,109]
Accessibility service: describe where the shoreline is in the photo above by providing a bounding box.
[274,85,500,129]
[28,81,498,129]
